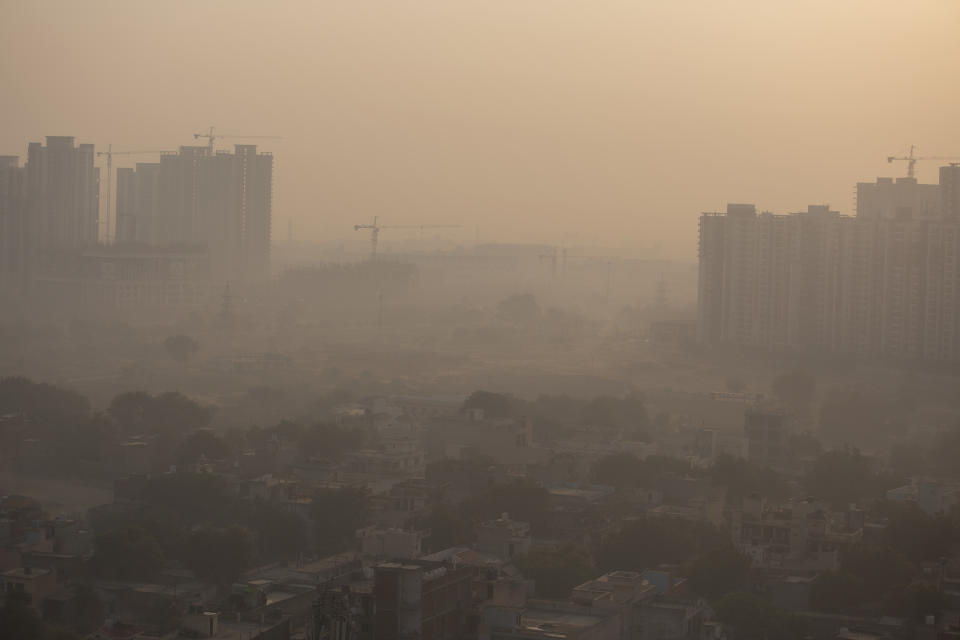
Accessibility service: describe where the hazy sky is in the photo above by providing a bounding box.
[2,0,959,257]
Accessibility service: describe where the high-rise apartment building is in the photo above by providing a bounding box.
[856,176,941,220]
[120,144,273,281]
[698,167,960,363]
[25,136,100,251]
[941,164,960,220]
[0,156,28,294]
[115,162,161,244]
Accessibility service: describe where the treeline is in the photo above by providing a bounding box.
[461,389,652,442]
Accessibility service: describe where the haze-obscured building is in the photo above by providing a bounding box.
[155,144,273,282]
[26,136,100,251]
[113,144,273,282]
[0,155,28,295]
[31,245,210,317]
[856,176,941,221]
[115,162,161,244]
[698,168,960,362]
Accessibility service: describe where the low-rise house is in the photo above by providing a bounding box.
[476,514,532,562]
[357,526,427,560]
[886,478,960,515]
[730,495,857,572]
[0,565,57,610]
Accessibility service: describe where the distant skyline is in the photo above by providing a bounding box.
[2,0,959,258]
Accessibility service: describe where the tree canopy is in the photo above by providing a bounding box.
[164,334,199,363]
[461,391,522,420]
[687,545,751,602]
[714,592,808,640]
[0,377,90,426]
[108,391,213,436]
[514,547,594,599]
[772,370,817,412]
[179,526,253,586]
[92,526,165,581]
[595,518,724,573]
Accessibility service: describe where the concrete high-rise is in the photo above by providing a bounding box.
[698,167,960,363]
[115,162,161,244]
[856,176,941,220]
[25,136,100,251]
[0,156,28,294]
[151,144,273,281]
[941,164,960,220]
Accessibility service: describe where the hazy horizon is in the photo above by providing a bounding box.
[2,0,959,258]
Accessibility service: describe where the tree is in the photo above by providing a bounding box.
[841,544,915,603]
[724,376,747,393]
[687,546,751,602]
[0,590,45,640]
[514,547,594,599]
[92,527,165,580]
[710,454,789,502]
[71,586,105,634]
[109,391,212,437]
[175,430,230,468]
[889,441,927,477]
[883,581,946,620]
[311,487,370,555]
[298,422,365,459]
[164,335,199,363]
[714,592,808,640]
[180,526,253,586]
[811,571,866,613]
[580,394,650,436]
[873,501,956,564]
[461,391,522,420]
[417,506,473,553]
[590,453,651,488]
[595,519,724,573]
[804,448,896,509]
[497,293,541,327]
[0,377,90,426]
[226,500,307,563]
[462,479,551,535]
[772,371,817,412]
[108,391,153,432]
[138,473,233,525]
[819,389,889,444]
[151,392,213,434]
[928,427,960,478]
[591,453,692,489]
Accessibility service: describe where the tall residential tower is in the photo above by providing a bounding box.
[698,167,960,362]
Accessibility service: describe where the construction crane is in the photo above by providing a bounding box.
[96,145,176,243]
[193,126,282,155]
[887,145,960,179]
[353,216,462,261]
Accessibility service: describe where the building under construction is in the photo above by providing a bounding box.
[116,144,273,282]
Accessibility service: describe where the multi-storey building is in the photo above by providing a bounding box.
[942,165,960,220]
[30,245,211,318]
[149,144,272,281]
[856,176,941,220]
[25,136,100,251]
[698,168,960,363]
[115,162,161,244]
[374,560,476,640]
[114,144,273,281]
[0,156,28,295]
